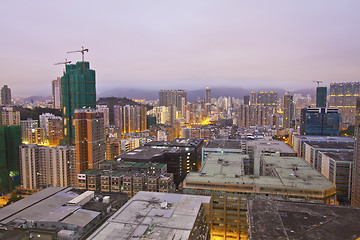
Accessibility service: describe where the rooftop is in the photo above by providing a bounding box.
[248,198,360,240]
[184,153,334,190]
[87,191,211,240]
[247,140,296,154]
[0,187,79,224]
[145,138,203,148]
[321,151,354,162]
[204,139,243,149]
[61,208,100,228]
[293,135,354,142]
[305,141,354,150]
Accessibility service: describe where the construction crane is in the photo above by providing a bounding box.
[313,80,323,87]
[54,58,71,65]
[67,46,89,68]
[54,58,71,73]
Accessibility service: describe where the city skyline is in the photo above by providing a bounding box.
[1,1,360,97]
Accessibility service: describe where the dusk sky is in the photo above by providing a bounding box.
[1,1,360,97]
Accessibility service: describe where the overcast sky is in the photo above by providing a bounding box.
[1,0,360,97]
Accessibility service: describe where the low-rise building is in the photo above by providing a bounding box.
[303,141,353,171]
[184,152,336,239]
[320,151,354,203]
[87,191,211,240]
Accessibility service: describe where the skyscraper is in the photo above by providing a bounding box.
[352,97,360,206]
[159,90,187,111]
[316,86,327,108]
[1,85,11,105]
[283,93,294,128]
[257,91,278,107]
[52,77,62,109]
[74,109,105,174]
[329,82,360,124]
[205,87,211,113]
[61,62,96,145]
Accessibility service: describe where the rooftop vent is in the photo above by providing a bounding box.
[161,201,168,209]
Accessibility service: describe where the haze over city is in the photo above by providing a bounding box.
[1,0,360,97]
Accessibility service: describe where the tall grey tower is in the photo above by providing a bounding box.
[205,87,211,113]
[1,85,11,105]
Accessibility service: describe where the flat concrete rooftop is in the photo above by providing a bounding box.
[204,139,243,149]
[247,140,296,154]
[321,151,354,162]
[184,153,334,190]
[0,187,79,224]
[294,135,354,142]
[248,198,360,240]
[305,141,354,150]
[87,191,211,240]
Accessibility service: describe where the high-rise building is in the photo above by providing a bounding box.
[116,105,148,133]
[74,109,105,174]
[243,95,250,105]
[329,82,360,124]
[27,128,45,144]
[283,93,294,128]
[19,144,76,189]
[238,105,276,128]
[205,87,211,113]
[61,62,96,145]
[250,92,256,105]
[39,113,63,145]
[1,85,11,105]
[300,107,340,136]
[0,125,21,193]
[352,97,360,206]
[20,118,38,143]
[257,91,278,107]
[113,105,123,132]
[158,89,187,111]
[0,107,20,126]
[52,77,62,109]
[96,105,110,127]
[316,86,327,108]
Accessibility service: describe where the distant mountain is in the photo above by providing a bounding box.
[98,87,316,101]
[21,96,52,102]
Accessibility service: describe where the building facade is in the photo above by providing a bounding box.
[19,144,76,190]
[300,107,340,136]
[283,92,294,128]
[329,82,359,124]
[74,109,105,174]
[52,77,62,109]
